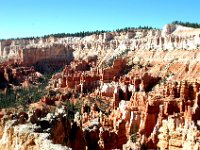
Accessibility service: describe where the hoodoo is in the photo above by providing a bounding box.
[1,23,200,149]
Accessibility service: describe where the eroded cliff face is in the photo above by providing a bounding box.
[41,58,200,149]
[1,24,200,66]
[0,42,74,73]
[1,24,200,150]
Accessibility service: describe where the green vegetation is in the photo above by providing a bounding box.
[172,21,200,28]
[0,89,17,108]
[3,21,200,41]
[65,99,83,120]
[43,30,108,38]
[43,26,155,38]
[0,85,47,109]
[115,26,155,33]
[0,74,50,109]
[0,25,156,41]
[131,123,139,143]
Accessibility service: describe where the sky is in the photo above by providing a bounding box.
[0,0,200,39]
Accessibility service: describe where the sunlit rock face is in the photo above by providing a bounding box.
[1,24,200,150]
[1,24,200,66]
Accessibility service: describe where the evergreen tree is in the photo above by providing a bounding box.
[172,20,200,28]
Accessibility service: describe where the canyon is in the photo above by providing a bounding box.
[0,23,200,149]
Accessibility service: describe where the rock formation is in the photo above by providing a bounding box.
[0,63,42,89]
[0,23,200,149]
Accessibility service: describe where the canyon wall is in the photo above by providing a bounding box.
[1,24,200,149]
[1,24,200,67]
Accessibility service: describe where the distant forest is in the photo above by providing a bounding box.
[172,21,200,28]
[42,26,154,39]
[2,21,200,40]
[1,26,155,41]
[43,30,109,38]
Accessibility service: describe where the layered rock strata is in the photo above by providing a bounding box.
[0,24,200,149]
